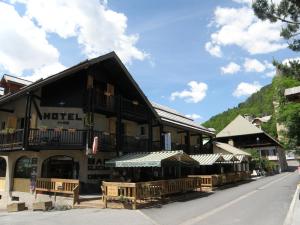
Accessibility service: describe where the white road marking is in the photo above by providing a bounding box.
[179,173,293,225]
[283,181,299,225]
[137,209,161,225]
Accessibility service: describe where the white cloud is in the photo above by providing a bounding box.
[282,57,300,66]
[185,114,202,120]
[205,42,222,57]
[243,58,266,72]
[232,0,252,4]
[0,2,64,76]
[170,81,208,103]
[265,70,276,77]
[221,62,240,74]
[205,6,287,57]
[23,62,67,82]
[15,0,147,64]
[233,81,262,97]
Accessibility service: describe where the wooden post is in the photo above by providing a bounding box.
[116,96,122,156]
[23,93,32,150]
[199,134,203,152]
[133,185,137,210]
[159,125,164,150]
[148,115,153,152]
[186,131,190,154]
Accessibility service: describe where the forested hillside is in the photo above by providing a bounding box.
[203,72,300,140]
[202,84,276,135]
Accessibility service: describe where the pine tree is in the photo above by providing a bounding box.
[253,0,300,51]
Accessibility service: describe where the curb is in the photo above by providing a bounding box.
[284,184,299,225]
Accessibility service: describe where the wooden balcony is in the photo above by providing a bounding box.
[121,97,149,120]
[122,136,148,153]
[94,95,116,113]
[0,129,23,151]
[28,128,87,150]
[93,131,116,152]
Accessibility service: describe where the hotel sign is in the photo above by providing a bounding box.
[38,107,84,128]
[43,113,82,121]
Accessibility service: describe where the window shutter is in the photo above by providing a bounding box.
[7,116,17,129]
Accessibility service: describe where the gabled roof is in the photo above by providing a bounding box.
[214,141,251,156]
[216,115,282,147]
[252,115,272,123]
[152,102,214,136]
[217,115,263,138]
[105,150,197,167]
[1,74,32,86]
[285,86,300,96]
[0,52,158,118]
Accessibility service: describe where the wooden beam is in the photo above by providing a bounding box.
[0,108,14,113]
[177,131,187,134]
[32,98,42,120]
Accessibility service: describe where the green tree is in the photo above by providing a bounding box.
[252,0,300,51]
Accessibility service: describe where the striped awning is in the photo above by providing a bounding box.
[105,150,198,167]
[235,155,248,163]
[190,154,225,166]
[221,154,240,163]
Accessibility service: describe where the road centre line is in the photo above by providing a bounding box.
[179,173,293,225]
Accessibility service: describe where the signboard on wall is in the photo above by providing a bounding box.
[38,107,84,129]
[87,155,112,183]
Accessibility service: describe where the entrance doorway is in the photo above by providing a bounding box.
[42,156,78,179]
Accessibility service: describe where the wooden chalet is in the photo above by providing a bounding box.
[0,52,217,208]
[216,115,288,172]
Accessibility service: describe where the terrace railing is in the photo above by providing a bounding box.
[0,129,24,151]
[102,177,201,209]
[28,128,87,150]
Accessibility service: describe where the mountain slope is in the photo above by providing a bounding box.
[203,75,300,140]
[202,84,276,135]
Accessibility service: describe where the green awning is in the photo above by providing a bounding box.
[105,150,198,167]
[190,154,225,165]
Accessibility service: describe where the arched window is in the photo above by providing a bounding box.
[14,157,31,178]
[0,157,6,177]
[42,155,77,179]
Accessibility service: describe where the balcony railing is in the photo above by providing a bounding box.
[28,128,87,149]
[94,94,116,112]
[122,135,149,153]
[0,129,24,150]
[121,98,149,120]
[93,131,116,152]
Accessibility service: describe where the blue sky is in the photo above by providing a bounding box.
[0,0,298,123]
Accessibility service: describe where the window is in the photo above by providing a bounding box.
[14,157,32,178]
[140,126,145,135]
[0,157,6,177]
[1,121,5,130]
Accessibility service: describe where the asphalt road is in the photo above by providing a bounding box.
[141,171,299,225]
[0,172,298,225]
